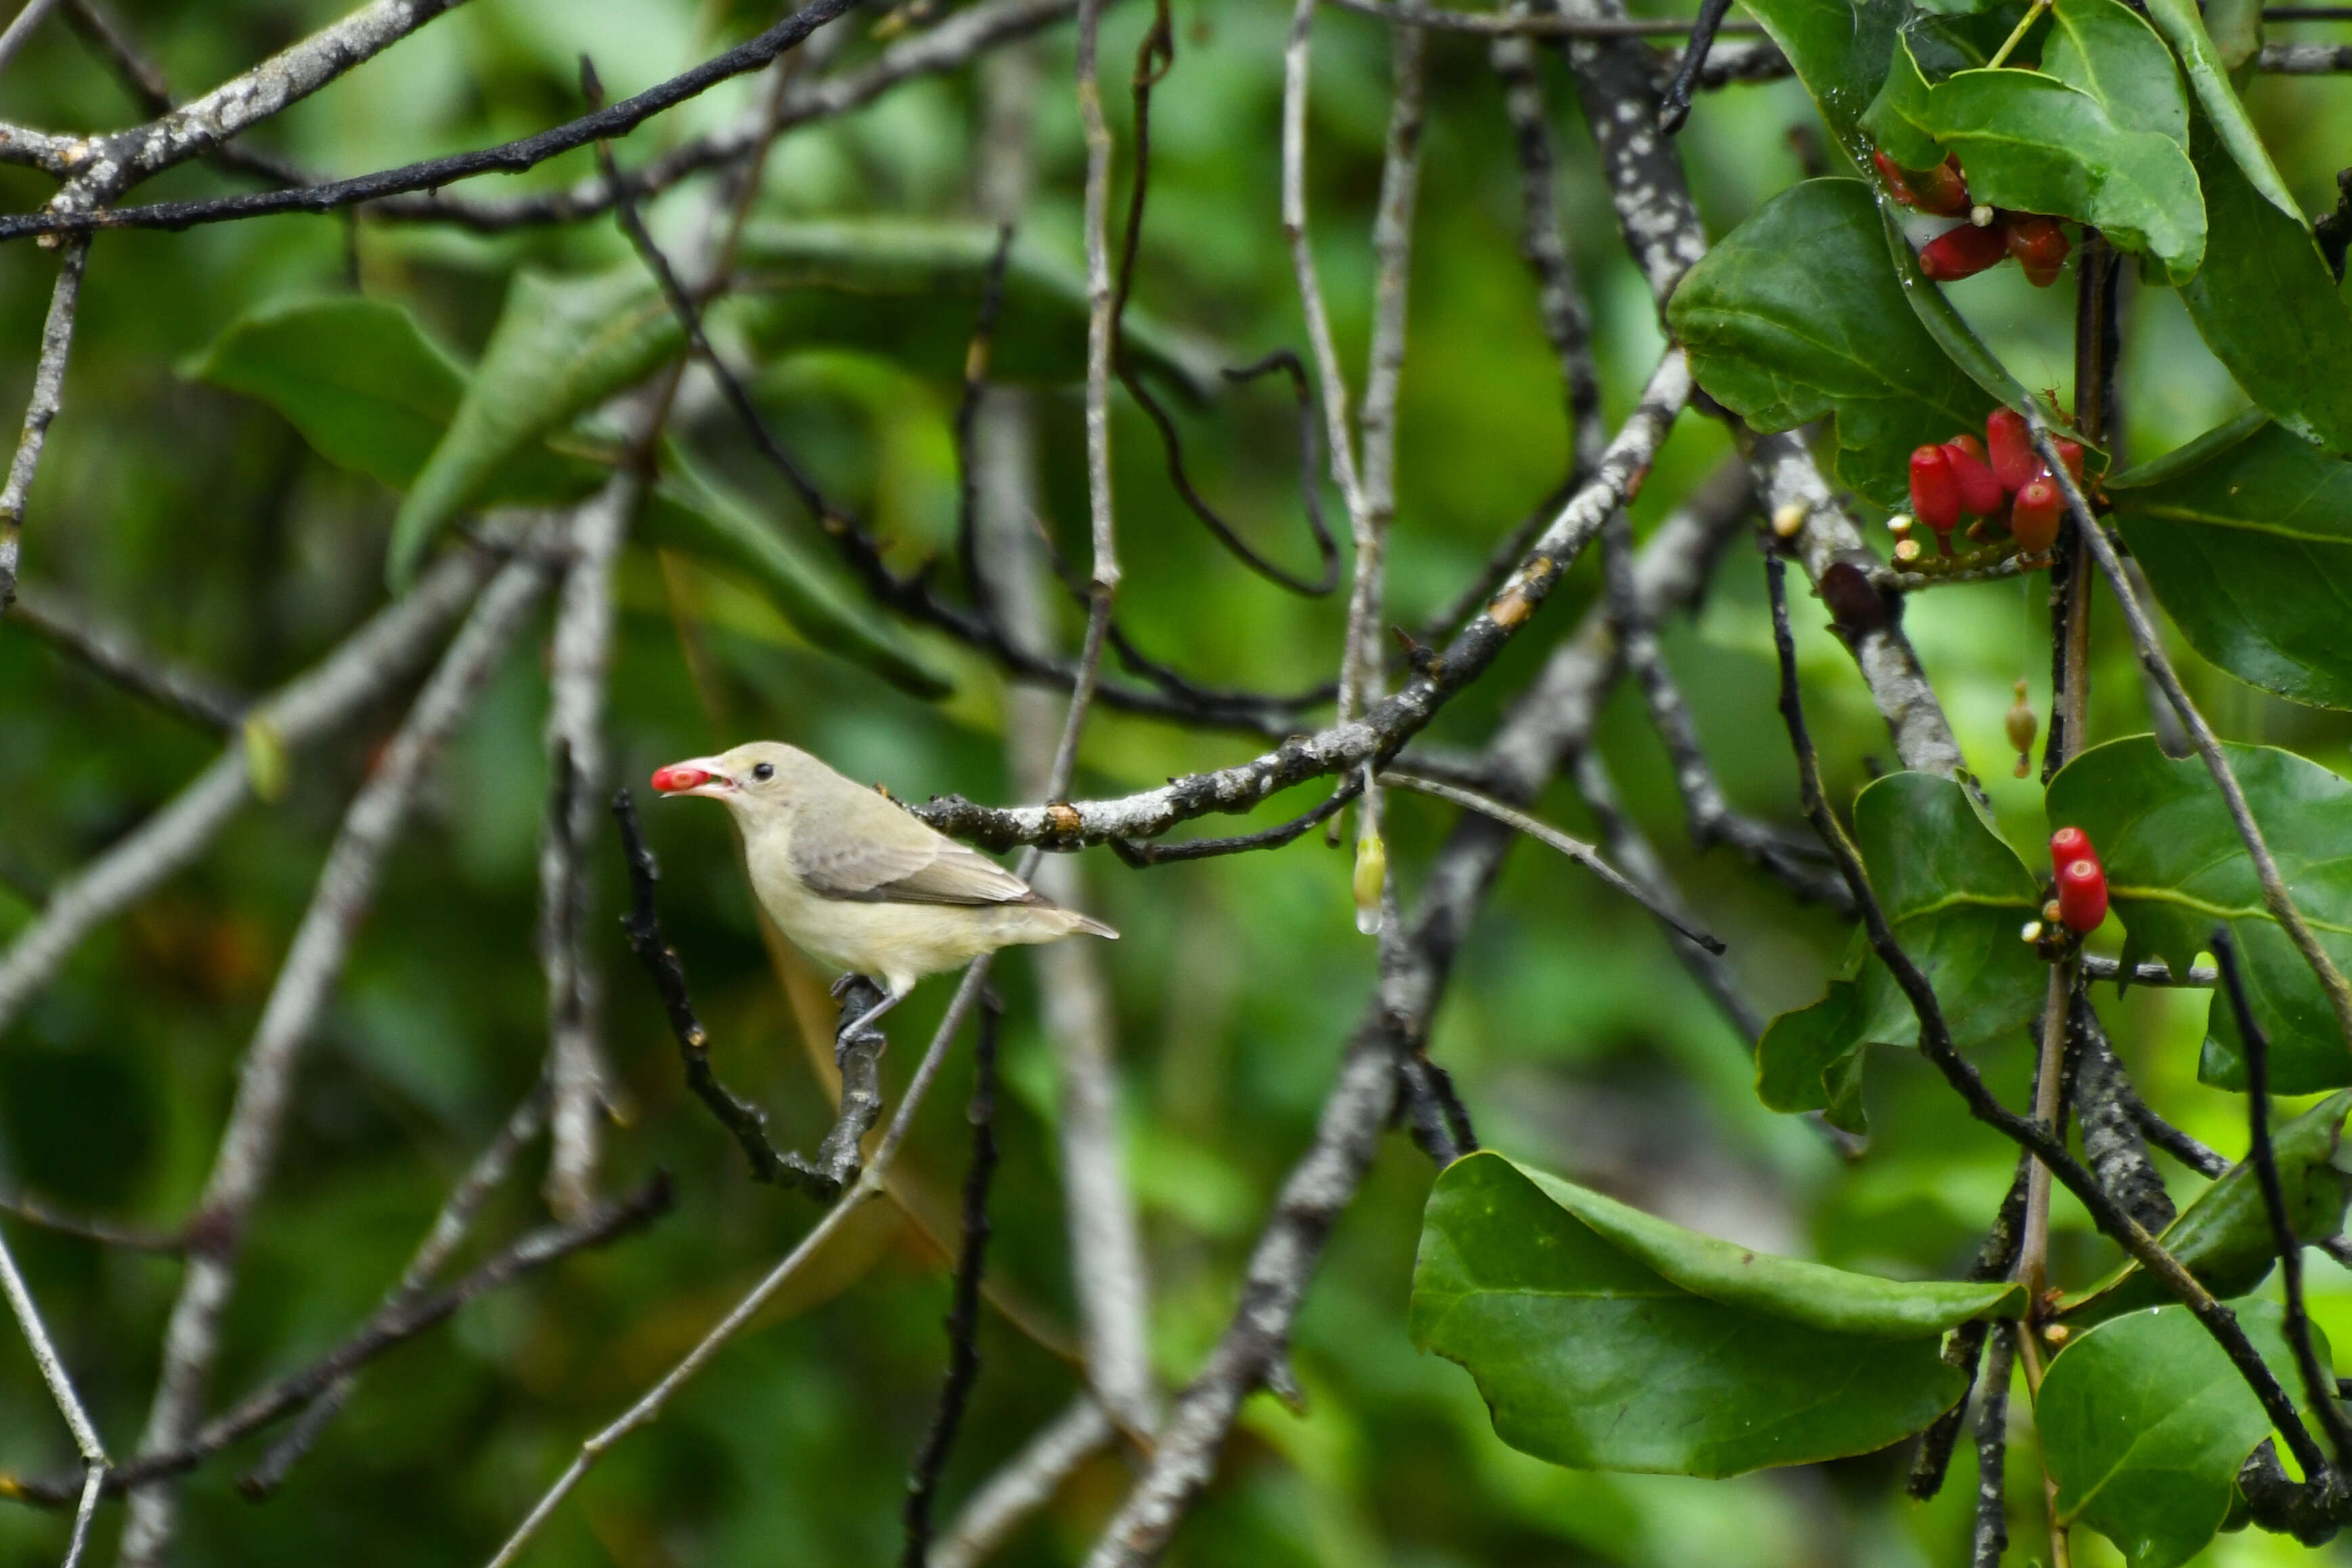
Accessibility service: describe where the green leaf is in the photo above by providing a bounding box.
[2141,0,2301,221]
[2047,736,2352,1091]
[736,219,1219,404]
[643,454,950,699]
[2178,118,2352,458]
[1669,179,1996,508]
[2040,1303,2330,1568]
[390,267,686,588]
[2043,0,2192,148]
[2109,414,2352,707]
[1410,1152,2020,1477]
[1757,772,2047,1128]
[2060,1091,2352,1322]
[1872,39,2204,279]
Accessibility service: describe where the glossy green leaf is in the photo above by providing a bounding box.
[1757,772,2047,1129]
[2178,119,2352,458]
[2141,0,2301,220]
[643,454,950,699]
[2047,737,2352,1091]
[2109,414,2352,707]
[2041,1303,2328,1568]
[2043,0,2192,148]
[2059,1091,2352,1322]
[1670,179,1996,508]
[391,267,685,588]
[1866,39,2203,279]
[1412,1154,2019,1477]
[736,219,1219,404]
[185,295,590,502]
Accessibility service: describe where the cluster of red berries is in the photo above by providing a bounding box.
[2048,827,2108,936]
[1873,152,2073,287]
[1905,408,2082,559]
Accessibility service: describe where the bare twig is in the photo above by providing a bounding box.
[5,580,246,729]
[117,540,557,1567]
[915,350,1691,851]
[0,241,87,615]
[902,995,1005,1567]
[2,1176,672,1508]
[1379,769,1724,951]
[0,534,510,1035]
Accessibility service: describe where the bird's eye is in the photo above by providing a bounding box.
[752,762,775,782]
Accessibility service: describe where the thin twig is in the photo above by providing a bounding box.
[2217,926,2352,1471]
[902,995,1004,1567]
[1378,769,1724,952]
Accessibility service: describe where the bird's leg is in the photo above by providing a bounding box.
[837,984,908,1041]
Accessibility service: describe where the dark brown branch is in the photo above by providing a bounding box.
[2217,927,2352,1471]
[1764,551,2334,1488]
[900,993,1003,1567]
[0,1177,673,1508]
[611,789,883,1199]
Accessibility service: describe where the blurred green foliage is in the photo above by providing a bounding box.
[5,1,2352,1565]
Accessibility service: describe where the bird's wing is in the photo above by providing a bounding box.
[788,787,1039,907]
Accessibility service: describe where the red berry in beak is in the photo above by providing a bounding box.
[1910,444,1961,542]
[1987,408,2038,494]
[651,765,712,794]
[2057,857,2108,934]
[1941,439,2005,517]
[2011,476,2062,554]
[1918,221,2008,282]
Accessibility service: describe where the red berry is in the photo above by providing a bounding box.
[2006,215,2070,288]
[2050,827,2098,875]
[1987,408,2039,494]
[1909,445,1961,538]
[1918,221,2009,282]
[2011,477,2063,554]
[1911,156,1973,218]
[1941,439,2005,517]
[2057,857,2108,934]
[1872,150,1921,209]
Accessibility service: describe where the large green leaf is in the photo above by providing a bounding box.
[1757,772,2046,1131]
[736,219,1219,404]
[1410,1152,2019,1477]
[2059,1091,2352,1323]
[2047,737,2352,1091]
[2043,0,2191,148]
[2040,1303,2330,1568]
[643,454,949,699]
[2178,119,2352,458]
[389,267,687,588]
[2141,0,2301,221]
[2109,414,2352,707]
[1864,38,2202,280]
[184,296,591,503]
[1669,179,1996,508]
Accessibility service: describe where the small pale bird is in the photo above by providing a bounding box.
[651,741,1116,1035]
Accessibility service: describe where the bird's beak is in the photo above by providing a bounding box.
[651,756,735,800]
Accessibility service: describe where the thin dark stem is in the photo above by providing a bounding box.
[2216,925,2352,1470]
[901,993,1004,1567]
[611,789,878,1198]
[1764,552,2334,1487]
[1655,0,1735,131]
